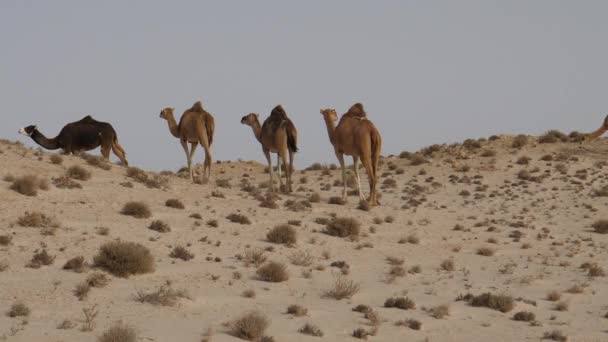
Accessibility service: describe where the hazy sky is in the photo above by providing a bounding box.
[2,1,607,171]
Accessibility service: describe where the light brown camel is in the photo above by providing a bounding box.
[18,115,128,165]
[159,101,215,182]
[585,115,608,141]
[320,103,382,206]
[241,105,298,193]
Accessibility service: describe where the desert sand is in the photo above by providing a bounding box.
[0,133,607,342]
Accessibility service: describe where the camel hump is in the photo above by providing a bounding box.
[188,101,205,113]
[270,104,288,120]
[346,102,367,117]
[78,115,98,124]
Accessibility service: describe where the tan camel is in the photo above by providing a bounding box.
[585,115,608,141]
[241,105,298,193]
[320,103,382,206]
[159,101,215,182]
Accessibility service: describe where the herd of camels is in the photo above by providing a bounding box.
[17,101,608,208]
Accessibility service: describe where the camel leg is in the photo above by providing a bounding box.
[180,140,193,182]
[111,141,129,166]
[288,150,295,192]
[361,154,377,206]
[202,143,212,182]
[276,153,284,191]
[189,142,198,181]
[353,156,365,201]
[101,144,111,162]
[263,149,274,192]
[279,151,289,193]
[335,151,347,201]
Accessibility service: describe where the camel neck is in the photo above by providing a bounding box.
[165,114,180,138]
[250,119,263,143]
[31,130,60,150]
[323,118,337,145]
[588,126,607,140]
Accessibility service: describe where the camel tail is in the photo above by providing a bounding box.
[286,120,298,153]
[205,113,215,146]
[370,127,382,179]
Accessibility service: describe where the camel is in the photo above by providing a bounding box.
[241,105,298,193]
[159,101,215,182]
[18,115,128,165]
[320,103,382,206]
[584,115,608,141]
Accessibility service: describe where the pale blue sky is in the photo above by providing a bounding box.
[2,1,607,170]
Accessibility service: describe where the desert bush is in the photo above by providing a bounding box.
[469,293,514,312]
[440,259,455,271]
[135,283,188,306]
[229,311,270,341]
[27,249,55,268]
[543,330,567,342]
[516,156,531,165]
[87,272,110,288]
[165,199,184,209]
[323,275,360,300]
[395,318,421,330]
[308,193,321,203]
[148,220,171,233]
[511,135,528,148]
[592,220,608,234]
[513,311,535,322]
[169,246,194,261]
[97,321,137,342]
[481,149,496,157]
[288,250,313,266]
[242,249,267,267]
[328,196,346,205]
[190,213,202,219]
[256,261,289,282]
[284,199,312,212]
[357,199,370,211]
[299,323,323,337]
[266,224,296,245]
[81,153,112,170]
[206,219,218,228]
[430,304,450,319]
[539,130,568,144]
[323,217,361,239]
[227,213,251,224]
[126,167,168,189]
[121,201,151,218]
[52,176,82,189]
[546,290,561,302]
[216,178,231,188]
[477,247,495,256]
[10,175,49,196]
[259,193,278,209]
[384,297,415,310]
[93,241,154,277]
[287,304,308,316]
[7,302,30,317]
[74,282,91,300]
[50,154,63,164]
[63,256,86,273]
[410,154,428,165]
[66,165,91,181]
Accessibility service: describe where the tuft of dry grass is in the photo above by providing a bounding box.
[27,249,55,268]
[592,220,608,234]
[299,323,324,337]
[256,261,289,282]
[66,165,91,181]
[288,250,313,267]
[477,247,495,256]
[328,196,346,205]
[135,283,189,306]
[81,153,112,170]
[513,311,535,322]
[266,224,297,245]
[74,282,91,301]
[97,321,137,342]
[323,217,360,240]
[242,289,256,298]
[227,213,251,225]
[229,311,270,341]
[10,175,49,196]
[121,201,151,218]
[87,272,110,288]
[542,330,567,341]
[511,134,528,149]
[357,199,370,211]
[440,259,455,271]
[17,211,59,228]
[287,304,308,317]
[430,304,450,319]
[165,198,184,209]
[63,256,86,273]
[93,241,155,277]
[323,274,360,300]
[148,220,171,233]
[169,246,194,261]
[546,291,561,302]
[469,293,514,313]
[52,175,82,189]
[308,193,321,203]
[242,249,268,267]
[50,154,63,164]
[7,302,30,317]
[385,297,416,310]
[539,130,568,144]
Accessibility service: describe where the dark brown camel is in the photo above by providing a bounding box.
[18,115,128,165]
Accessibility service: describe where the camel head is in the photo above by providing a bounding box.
[603,114,608,130]
[240,113,259,126]
[320,108,338,122]
[18,125,37,137]
[159,107,174,120]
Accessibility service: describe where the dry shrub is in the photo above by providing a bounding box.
[513,311,535,322]
[410,154,428,165]
[97,321,137,342]
[266,224,296,245]
[52,176,82,189]
[227,213,251,225]
[0,235,12,246]
[165,198,184,209]
[242,289,256,298]
[63,256,86,273]
[539,130,568,144]
[477,247,495,256]
[469,293,514,313]
[546,291,561,302]
[357,199,370,211]
[66,165,91,181]
[592,220,608,234]
[74,282,91,301]
[284,199,312,212]
[384,297,415,310]
[148,220,171,233]
[511,135,528,149]
[323,274,360,300]
[81,153,112,170]
[328,196,346,205]
[50,154,63,164]
[259,193,279,209]
[27,249,55,268]
[229,311,270,341]
[216,178,231,188]
[323,217,360,239]
[87,272,110,288]
[135,283,188,306]
[287,304,308,316]
[7,302,30,317]
[10,175,49,196]
[206,219,218,228]
[395,318,421,330]
[121,201,151,218]
[516,156,531,165]
[256,261,289,282]
[93,241,155,277]
[430,304,450,319]
[169,246,194,261]
[126,167,168,189]
[308,193,321,203]
[299,323,323,337]
[543,330,567,342]
[481,149,496,157]
[288,250,313,266]
[242,249,267,267]
[440,259,455,271]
